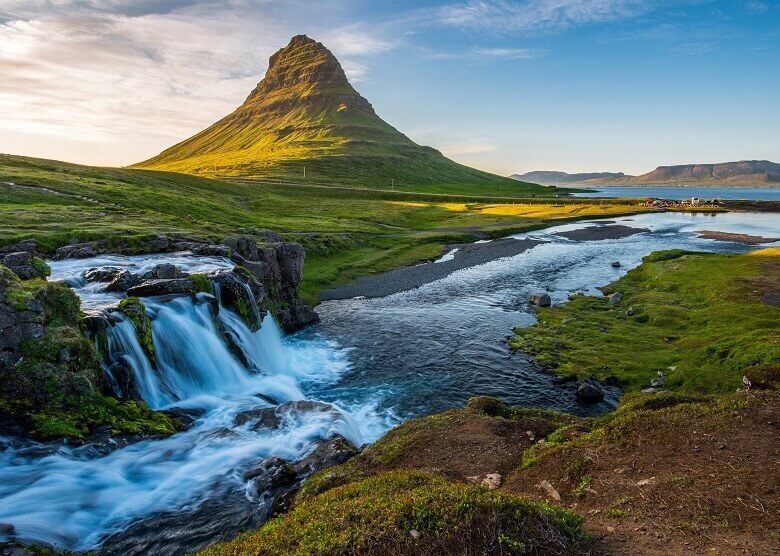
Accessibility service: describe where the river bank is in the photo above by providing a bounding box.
[206,247,780,555]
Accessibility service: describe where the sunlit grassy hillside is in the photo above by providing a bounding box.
[133,35,541,194]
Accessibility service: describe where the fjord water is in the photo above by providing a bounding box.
[570,186,780,201]
[0,211,778,552]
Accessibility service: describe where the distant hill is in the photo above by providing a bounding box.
[511,171,628,185]
[135,35,542,194]
[627,160,780,185]
[513,161,780,187]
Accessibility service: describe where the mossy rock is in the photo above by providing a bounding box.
[118,297,155,363]
[201,470,586,556]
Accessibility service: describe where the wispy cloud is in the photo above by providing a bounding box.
[0,1,396,162]
[473,47,538,59]
[436,0,652,32]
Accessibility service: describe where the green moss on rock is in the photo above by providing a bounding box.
[118,297,155,363]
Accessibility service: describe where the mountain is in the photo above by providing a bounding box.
[510,171,628,185]
[135,35,535,192]
[627,160,780,185]
[513,161,780,187]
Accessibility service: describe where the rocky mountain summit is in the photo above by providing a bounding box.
[135,35,520,189]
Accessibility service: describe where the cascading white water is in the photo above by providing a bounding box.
[0,255,389,552]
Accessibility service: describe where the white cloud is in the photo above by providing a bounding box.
[0,1,396,164]
[437,0,651,32]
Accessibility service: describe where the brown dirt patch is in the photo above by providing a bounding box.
[503,392,780,555]
[349,410,562,483]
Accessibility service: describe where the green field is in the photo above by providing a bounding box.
[1,154,647,303]
[511,248,780,393]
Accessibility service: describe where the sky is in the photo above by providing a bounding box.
[0,0,778,176]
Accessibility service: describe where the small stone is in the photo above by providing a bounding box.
[636,477,656,487]
[538,480,561,501]
[611,261,621,268]
[526,430,536,441]
[607,292,623,304]
[409,529,420,540]
[482,473,502,490]
[577,380,605,404]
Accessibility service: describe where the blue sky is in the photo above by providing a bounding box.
[0,0,778,175]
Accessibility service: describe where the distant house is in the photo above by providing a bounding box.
[691,197,701,206]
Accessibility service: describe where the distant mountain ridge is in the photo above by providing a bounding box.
[511,171,627,184]
[513,160,780,186]
[135,35,536,192]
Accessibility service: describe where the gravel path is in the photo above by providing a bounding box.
[320,238,543,300]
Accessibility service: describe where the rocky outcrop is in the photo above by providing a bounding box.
[219,235,318,332]
[0,267,45,369]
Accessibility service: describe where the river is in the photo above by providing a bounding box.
[0,210,778,553]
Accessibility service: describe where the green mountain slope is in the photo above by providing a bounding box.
[134,35,541,193]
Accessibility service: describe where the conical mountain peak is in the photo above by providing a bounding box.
[242,34,370,112]
[134,35,518,189]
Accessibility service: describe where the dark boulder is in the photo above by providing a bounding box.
[233,407,281,430]
[294,434,360,476]
[243,457,297,497]
[55,242,99,260]
[141,263,186,280]
[106,269,140,292]
[83,266,121,283]
[576,380,605,404]
[607,292,624,304]
[1,252,47,280]
[126,278,198,297]
[222,236,260,261]
[529,293,551,307]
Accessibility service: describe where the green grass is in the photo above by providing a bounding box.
[510,249,780,393]
[0,154,647,301]
[200,470,586,556]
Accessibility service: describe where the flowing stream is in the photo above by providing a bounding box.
[0,210,778,553]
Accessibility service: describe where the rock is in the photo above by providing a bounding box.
[191,244,232,257]
[529,293,551,307]
[409,529,421,540]
[538,480,561,501]
[243,457,297,497]
[611,261,621,268]
[84,266,121,283]
[650,376,665,388]
[141,263,185,280]
[1,252,46,280]
[126,278,198,297]
[294,435,360,476]
[55,242,99,259]
[482,473,502,490]
[636,477,656,487]
[576,380,605,404]
[222,236,260,261]
[607,292,623,304]
[161,407,206,429]
[233,407,281,430]
[106,269,140,292]
[0,239,37,256]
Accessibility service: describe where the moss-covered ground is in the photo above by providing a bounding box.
[201,470,586,556]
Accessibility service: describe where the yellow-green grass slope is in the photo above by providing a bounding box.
[511,248,780,393]
[133,35,544,196]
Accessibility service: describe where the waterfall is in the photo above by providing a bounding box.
[0,256,386,553]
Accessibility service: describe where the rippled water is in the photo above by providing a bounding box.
[304,211,780,419]
[570,186,780,201]
[1,210,777,552]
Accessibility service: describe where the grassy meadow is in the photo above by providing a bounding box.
[1,153,648,302]
[511,248,780,393]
